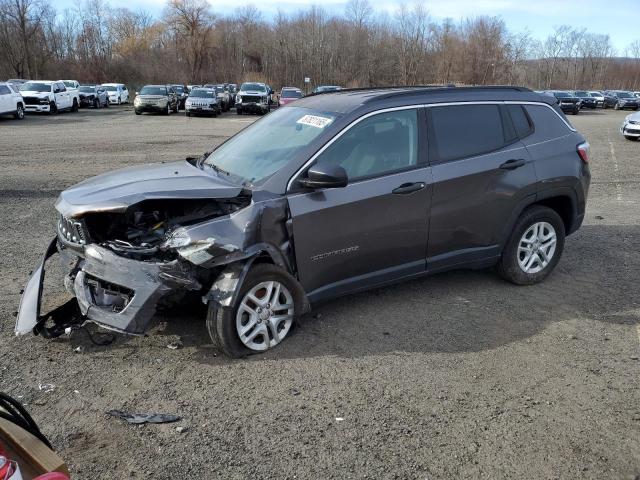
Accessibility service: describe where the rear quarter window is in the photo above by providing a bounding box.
[507,105,534,138]
[523,105,572,141]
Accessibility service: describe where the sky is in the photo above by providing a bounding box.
[61,0,638,54]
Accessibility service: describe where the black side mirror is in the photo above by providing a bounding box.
[299,164,348,189]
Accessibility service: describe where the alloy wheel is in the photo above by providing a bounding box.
[517,222,557,274]
[236,281,294,351]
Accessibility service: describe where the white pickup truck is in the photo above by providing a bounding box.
[19,80,79,114]
[0,82,25,119]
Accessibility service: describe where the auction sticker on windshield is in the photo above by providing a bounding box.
[297,114,333,129]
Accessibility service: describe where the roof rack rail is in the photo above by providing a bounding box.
[307,84,533,99]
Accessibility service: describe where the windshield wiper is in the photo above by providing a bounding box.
[205,162,230,176]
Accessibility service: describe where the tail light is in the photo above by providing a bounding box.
[577,141,590,164]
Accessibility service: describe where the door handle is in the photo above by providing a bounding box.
[392,182,425,195]
[499,159,527,170]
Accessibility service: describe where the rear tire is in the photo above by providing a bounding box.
[206,264,304,358]
[497,206,565,285]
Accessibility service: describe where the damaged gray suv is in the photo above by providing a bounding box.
[17,87,591,357]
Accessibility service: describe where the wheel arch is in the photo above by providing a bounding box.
[500,188,578,248]
[206,246,308,313]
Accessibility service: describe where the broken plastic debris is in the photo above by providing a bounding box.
[167,341,182,350]
[38,383,55,393]
[106,410,181,425]
[335,417,344,422]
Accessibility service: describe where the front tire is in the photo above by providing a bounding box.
[49,102,58,114]
[624,135,638,141]
[206,264,304,358]
[135,109,141,115]
[497,206,565,285]
[14,104,24,119]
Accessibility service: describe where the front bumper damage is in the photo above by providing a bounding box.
[16,187,305,338]
[16,238,201,336]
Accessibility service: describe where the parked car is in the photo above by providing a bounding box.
[572,90,597,109]
[78,85,109,108]
[235,82,272,115]
[228,84,238,105]
[588,91,605,108]
[542,90,580,115]
[621,111,640,140]
[216,85,232,111]
[633,92,640,98]
[62,80,80,90]
[134,85,179,115]
[102,83,129,105]
[185,87,222,117]
[171,84,188,109]
[16,86,590,357]
[607,91,640,111]
[312,85,341,94]
[7,78,27,87]
[19,80,79,114]
[0,82,25,119]
[279,87,303,106]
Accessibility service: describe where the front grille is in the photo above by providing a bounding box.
[23,96,42,105]
[58,215,88,245]
[242,95,262,103]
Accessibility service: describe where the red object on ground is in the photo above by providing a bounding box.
[33,473,70,480]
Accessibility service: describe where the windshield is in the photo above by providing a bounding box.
[103,85,117,91]
[590,92,601,97]
[189,89,215,98]
[240,83,266,92]
[63,81,76,88]
[204,106,337,185]
[140,86,167,95]
[618,92,633,98]
[574,91,588,96]
[282,89,302,98]
[173,86,185,93]
[554,92,571,97]
[79,86,95,93]
[20,82,50,92]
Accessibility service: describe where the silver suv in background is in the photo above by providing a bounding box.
[16,87,590,358]
[185,87,222,117]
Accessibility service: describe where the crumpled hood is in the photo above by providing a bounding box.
[56,160,244,218]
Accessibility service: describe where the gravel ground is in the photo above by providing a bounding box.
[0,105,639,479]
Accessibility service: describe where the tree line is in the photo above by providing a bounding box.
[1,0,640,92]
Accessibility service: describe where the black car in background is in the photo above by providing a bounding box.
[572,91,597,109]
[542,91,581,115]
[78,85,109,108]
[171,85,188,109]
[133,85,179,115]
[604,91,640,111]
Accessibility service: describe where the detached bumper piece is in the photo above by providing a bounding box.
[16,237,201,338]
[15,238,85,338]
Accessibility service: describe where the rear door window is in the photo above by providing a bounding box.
[523,105,572,141]
[429,104,507,162]
[0,85,10,95]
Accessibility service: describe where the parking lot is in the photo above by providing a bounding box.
[1,105,639,479]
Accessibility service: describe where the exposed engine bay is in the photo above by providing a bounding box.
[76,196,251,260]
